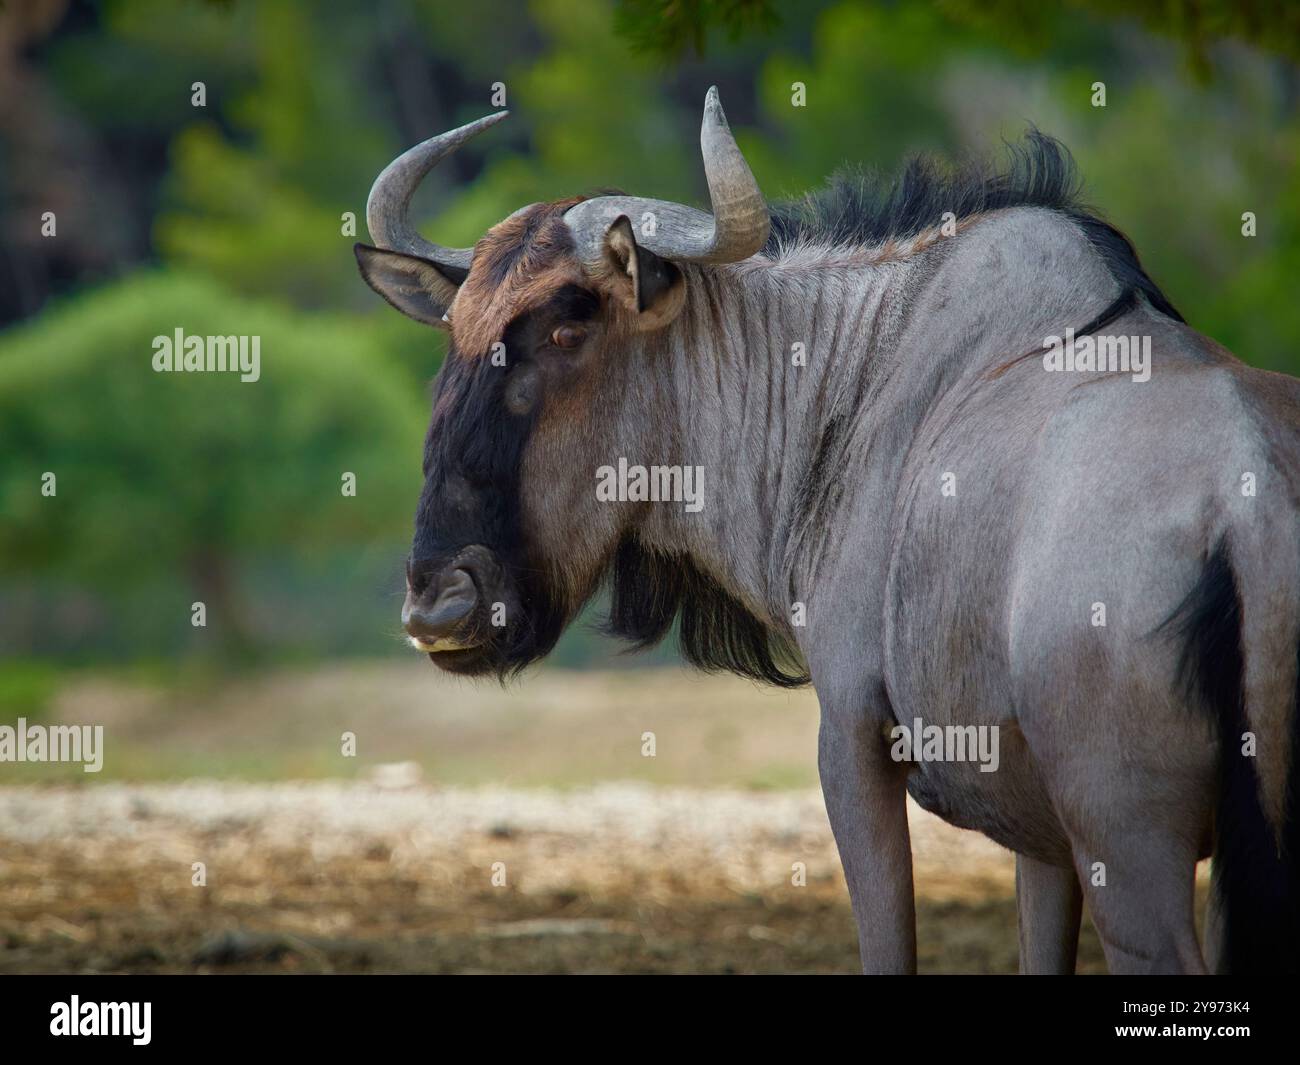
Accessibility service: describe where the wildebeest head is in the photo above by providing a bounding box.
[355,89,769,677]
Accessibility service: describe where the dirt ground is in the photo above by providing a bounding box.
[0,780,1141,974]
[0,664,1211,972]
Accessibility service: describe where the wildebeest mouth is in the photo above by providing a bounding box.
[407,634,480,654]
[402,546,508,671]
[420,642,496,675]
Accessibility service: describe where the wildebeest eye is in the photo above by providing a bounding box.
[549,324,586,349]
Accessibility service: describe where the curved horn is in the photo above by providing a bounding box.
[365,110,510,274]
[565,87,769,267]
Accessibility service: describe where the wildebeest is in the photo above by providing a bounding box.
[356,88,1300,974]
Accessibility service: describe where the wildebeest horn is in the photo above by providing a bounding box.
[565,86,769,267]
[365,110,510,277]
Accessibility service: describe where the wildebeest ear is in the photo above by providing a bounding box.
[354,243,464,330]
[601,216,685,329]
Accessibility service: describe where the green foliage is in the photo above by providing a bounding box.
[443,0,703,219]
[744,3,964,194]
[948,0,1300,74]
[0,661,62,721]
[616,0,780,60]
[8,0,1300,668]
[0,272,426,656]
[0,270,423,567]
[619,0,1300,68]
[146,1,388,310]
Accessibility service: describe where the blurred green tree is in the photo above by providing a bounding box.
[6,0,1300,671]
[0,272,425,658]
[615,0,1300,69]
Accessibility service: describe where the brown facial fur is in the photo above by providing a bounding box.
[449,198,589,357]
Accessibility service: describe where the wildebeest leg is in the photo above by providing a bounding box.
[818,701,916,973]
[1015,854,1081,974]
[1070,834,1205,974]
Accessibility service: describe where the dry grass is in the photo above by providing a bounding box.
[0,663,1209,972]
[0,779,1129,973]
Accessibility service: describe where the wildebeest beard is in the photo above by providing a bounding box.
[413,343,570,680]
[602,538,810,688]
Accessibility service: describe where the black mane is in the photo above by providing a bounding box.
[765,129,1182,323]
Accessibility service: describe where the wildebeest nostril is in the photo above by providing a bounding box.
[403,567,478,642]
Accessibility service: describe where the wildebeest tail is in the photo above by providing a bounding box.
[1163,536,1300,973]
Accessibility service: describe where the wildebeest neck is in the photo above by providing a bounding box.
[624,207,1138,640]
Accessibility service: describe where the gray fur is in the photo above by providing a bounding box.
[524,205,1300,973]
[361,112,1300,972]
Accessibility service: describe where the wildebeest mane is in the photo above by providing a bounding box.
[602,537,810,688]
[766,129,1181,322]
